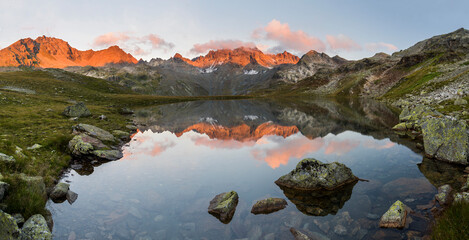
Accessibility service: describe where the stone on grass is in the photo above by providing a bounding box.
[0,153,15,163]
[19,214,52,240]
[421,117,469,165]
[453,192,469,203]
[251,198,287,214]
[454,98,468,105]
[0,181,10,201]
[62,102,91,117]
[435,184,452,205]
[49,182,70,202]
[26,144,42,150]
[73,123,115,142]
[275,158,358,191]
[0,210,20,240]
[92,150,123,161]
[379,200,408,228]
[68,134,108,157]
[208,191,238,224]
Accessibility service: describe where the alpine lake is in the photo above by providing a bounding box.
[47,98,465,240]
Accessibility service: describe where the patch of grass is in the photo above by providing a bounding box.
[432,201,469,240]
[384,67,441,99]
[2,175,48,219]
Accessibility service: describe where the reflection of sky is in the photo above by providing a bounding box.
[123,128,395,169]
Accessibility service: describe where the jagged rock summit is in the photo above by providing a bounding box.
[0,36,138,68]
[172,47,299,68]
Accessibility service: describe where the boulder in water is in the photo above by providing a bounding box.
[275,158,358,191]
[49,182,70,202]
[207,191,238,224]
[379,200,408,228]
[251,198,287,214]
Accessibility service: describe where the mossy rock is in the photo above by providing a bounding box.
[68,134,109,157]
[435,184,452,205]
[207,191,238,224]
[251,198,287,214]
[73,123,116,142]
[0,153,15,163]
[421,117,469,165]
[399,105,442,129]
[92,150,123,161]
[49,182,69,202]
[0,210,20,240]
[275,158,358,191]
[19,214,52,240]
[62,102,91,117]
[379,200,408,228]
[392,122,407,131]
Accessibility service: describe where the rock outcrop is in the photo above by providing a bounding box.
[207,191,238,224]
[0,210,20,239]
[275,158,358,191]
[421,117,469,165]
[19,214,52,240]
[63,102,91,118]
[250,198,287,214]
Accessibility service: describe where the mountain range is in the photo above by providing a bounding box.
[1,28,468,103]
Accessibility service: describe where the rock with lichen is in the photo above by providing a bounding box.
[50,182,70,202]
[73,123,115,142]
[0,210,20,239]
[435,184,452,205]
[453,192,469,203]
[207,191,238,224]
[399,105,442,130]
[421,117,469,165]
[92,150,123,161]
[379,200,408,228]
[68,134,109,157]
[62,102,91,117]
[251,198,287,214]
[19,214,52,240]
[0,153,15,163]
[275,158,358,191]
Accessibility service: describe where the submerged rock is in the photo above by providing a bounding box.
[92,150,123,161]
[50,182,70,202]
[418,157,466,190]
[20,214,52,240]
[0,210,20,239]
[379,200,408,228]
[0,181,9,201]
[207,191,238,224]
[290,227,312,240]
[0,153,15,163]
[251,198,287,214]
[275,158,358,191]
[73,123,116,142]
[421,117,468,165]
[63,102,91,117]
[435,184,452,205]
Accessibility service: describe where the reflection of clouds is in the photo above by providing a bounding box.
[122,130,176,159]
[324,140,359,155]
[251,134,325,169]
[121,128,397,170]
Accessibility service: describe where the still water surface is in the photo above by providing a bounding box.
[48,99,440,240]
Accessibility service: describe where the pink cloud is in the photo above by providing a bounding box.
[326,34,362,51]
[93,32,130,47]
[324,140,360,155]
[92,32,174,56]
[190,40,257,54]
[365,42,398,52]
[253,19,326,53]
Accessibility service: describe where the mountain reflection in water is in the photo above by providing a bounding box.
[49,99,438,240]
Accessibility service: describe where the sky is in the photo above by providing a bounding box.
[0,0,467,60]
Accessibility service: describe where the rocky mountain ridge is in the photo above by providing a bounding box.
[0,36,138,68]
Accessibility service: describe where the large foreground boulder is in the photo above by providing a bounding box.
[68,134,110,157]
[251,198,287,214]
[275,158,358,191]
[63,102,91,117]
[399,105,441,129]
[379,200,408,228]
[0,210,20,239]
[207,191,238,224]
[421,117,469,165]
[73,123,116,142]
[19,214,52,240]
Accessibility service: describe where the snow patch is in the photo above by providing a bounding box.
[199,117,218,125]
[243,70,259,75]
[243,115,259,121]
